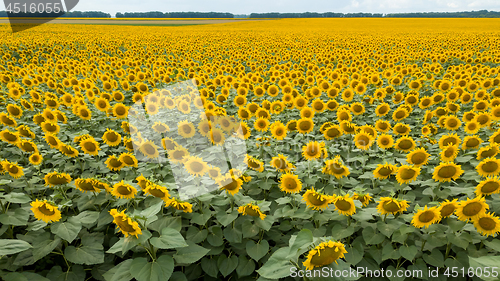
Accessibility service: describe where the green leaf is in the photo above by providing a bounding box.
[447,217,467,232]
[33,237,61,261]
[207,226,224,246]
[256,255,292,279]
[484,239,500,252]
[246,240,269,261]
[289,229,313,257]
[173,242,210,264]
[0,239,32,255]
[51,217,82,243]
[130,255,174,281]
[216,211,239,227]
[447,232,469,250]
[140,200,163,218]
[0,208,29,226]
[74,211,100,225]
[191,212,211,225]
[236,255,255,277]
[399,245,418,261]
[150,227,188,249]
[3,272,50,281]
[423,248,444,268]
[362,227,385,245]
[331,224,355,240]
[201,258,218,278]
[217,254,238,277]
[469,255,500,281]
[65,242,104,265]
[103,259,134,281]
[3,192,31,204]
[223,225,242,243]
[377,220,403,238]
[46,265,86,281]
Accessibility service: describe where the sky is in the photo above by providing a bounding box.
[73,0,500,15]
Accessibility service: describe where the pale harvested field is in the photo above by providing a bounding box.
[0,18,265,25]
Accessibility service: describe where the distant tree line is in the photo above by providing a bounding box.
[385,10,500,18]
[0,10,110,17]
[249,10,500,18]
[115,11,234,18]
[1,10,500,19]
[249,12,382,18]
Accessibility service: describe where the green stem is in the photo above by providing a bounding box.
[421,240,427,252]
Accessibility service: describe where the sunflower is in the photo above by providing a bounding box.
[111,181,137,199]
[119,153,138,168]
[475,177,500,197]
[456,197,489,221]
[59,144,79,158]
[151,122,169,134]
[270,154,293,172]
[238,203,266,220]
[5,161,24,179]
[169,146,189,163]
[406,148,430,167]
[323,125,343,140]
[112,103,129,119]
[44,171,72,187]
[302,188,333,210]
[144,182,170,201]
[244,154,265,172]
[376,197,409,215]
[74,178,101,193]
[375,103,390,116]
[461,135,482,150]
[109,209,142,238]
[334,194,356,216]
[270,121,287,140]
[237,122,251,139]
[302,141,322,160]
[411,206,441,229]
[174,120,195,139]
[80,138,100,156]
[217,174,243,195]
[94,97,110,112]
[490,130,500,145]
[438,133,461,149]
[473,212,500,237]
[29,153,43,165]
[350,102,365,115]
[394,136,416,152]
[0,113,17,127]
[377,134,394,149]
[396,165,420,184]
[477,144,499,160]
[0,129,19,145]
[393,123,411,136]
[165,198,193,213]
[279,173,302,193]
[105,155,124,171]
[353,132,373,150]
[16,125,35,139]
[440,144,459,162]
[477,158,500,177]
[438,199,459,218]
[373,163,397,179]
[209,127,225,146]
[353,193,372,207]
[6,104,22,118]
[139,140,160,159]
[392,108,409,121]
[44,133,61,149]
[296,118,314,134]
[302,241,347,270]
[300,107,314,119]
[184,156,208,177]
[322,156,350,179]
[30,200,62,223]
[135,174,151,190]
[17,139,38,154]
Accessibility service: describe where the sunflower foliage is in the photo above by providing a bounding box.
[1,19,500,281]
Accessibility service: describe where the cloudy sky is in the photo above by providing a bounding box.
[74,0,500,15]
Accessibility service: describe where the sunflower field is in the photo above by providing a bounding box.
[1,18,500,281]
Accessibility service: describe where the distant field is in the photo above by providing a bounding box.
[0,18,265,25]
